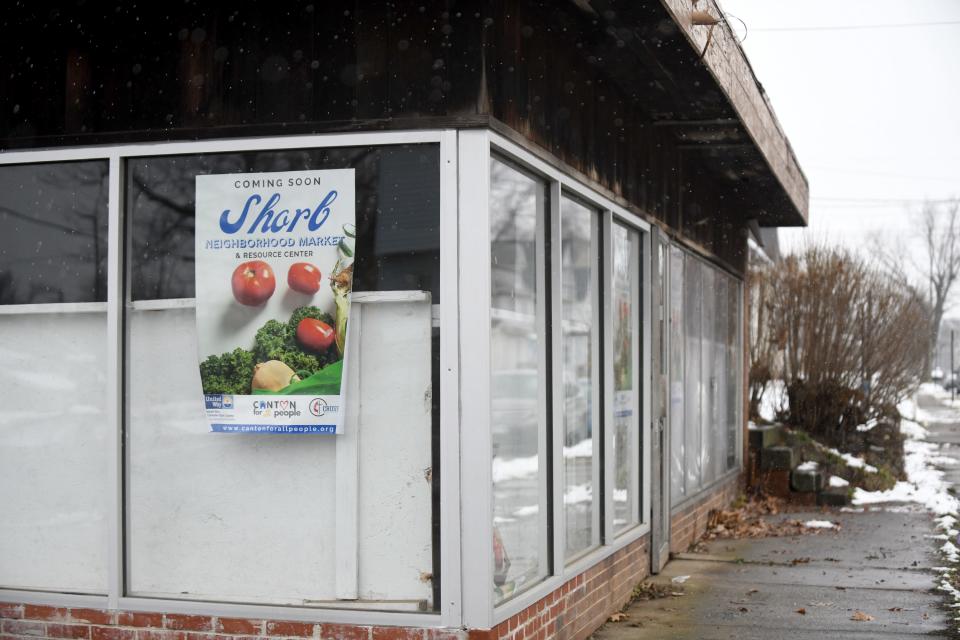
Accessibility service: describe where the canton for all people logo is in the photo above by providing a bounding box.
[252,399,301,418]
[309,397,328,417]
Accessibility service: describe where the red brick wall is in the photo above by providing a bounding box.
[471,535,649,640]
[668,472,741,554]
[0,536,649,640]
[0,606,464,640]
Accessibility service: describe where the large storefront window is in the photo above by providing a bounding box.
[0,161,109,593]
[669,247,743,506]
[668,247,686,502]
[490,156,549,603]
[487,143,652,607]
[611,222,642,533]
[124,144,441,609]
[560,195,599,561]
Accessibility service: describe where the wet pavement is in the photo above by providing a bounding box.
[595,391,960,639]
[595,509,950,638]
[915,390,960,488]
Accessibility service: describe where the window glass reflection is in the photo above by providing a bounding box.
[490,157,548,603]
[0,161,108,304]
[612,223,641,533]
[561,196,598,559]
[127,146,440,301]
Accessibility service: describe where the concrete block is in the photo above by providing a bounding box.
[791,470,816,492]
[760,446,794,471]
[749,424,784,451]
[791,470,826,493]
[817,487,850,507]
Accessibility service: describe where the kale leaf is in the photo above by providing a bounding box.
[199,347,255,395]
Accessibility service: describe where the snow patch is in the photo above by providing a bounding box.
[900,418,929,440]
[564,483,592,505]
[944,540,960,564]
[492,455,538,483]
[827,448,878,473]
[803,520,837,529]
[829,475,849,488]
[796,461,819,473]
[563,439,593,459]
[758,380,788,423]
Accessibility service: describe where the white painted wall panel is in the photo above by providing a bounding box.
[0,313,108,593]
[126,302,432,607]
[356,300,433,605]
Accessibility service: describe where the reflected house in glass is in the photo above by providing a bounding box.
[0,2,805,640]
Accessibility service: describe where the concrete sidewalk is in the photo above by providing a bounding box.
[595,508,951,639]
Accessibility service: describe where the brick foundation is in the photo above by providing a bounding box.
[0,607,464,640]
[471,534,650,640]
[0,534,649,640]
[0,475,740,640]
[667,472,742,554]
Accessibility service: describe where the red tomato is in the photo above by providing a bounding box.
[287,262,321,294]
[231,260,276,306]
[296,318,336,352]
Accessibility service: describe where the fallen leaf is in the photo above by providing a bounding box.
[631,581,679,602]
[796,608,806,615]
[738,607,748,613]
[608,612,628,623]
[851,611,874,622]
[790,557,811,565]
[747,588,759,594]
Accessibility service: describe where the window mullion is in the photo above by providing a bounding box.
[601,210,615,545]
[106,154,124,608]
[548,180,564,575]
[459,131,493,629]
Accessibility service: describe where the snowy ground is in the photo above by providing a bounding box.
[846,384,960,620]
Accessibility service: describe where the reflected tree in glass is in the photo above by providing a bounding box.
[489,157,548,602]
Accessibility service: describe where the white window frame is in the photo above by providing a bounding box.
[0,129,462,629]
[608,219,646,536]
[458,129,652,630]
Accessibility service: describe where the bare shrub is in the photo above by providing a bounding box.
[750,244,929,448]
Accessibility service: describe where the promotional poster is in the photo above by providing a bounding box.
[194,169,355,434]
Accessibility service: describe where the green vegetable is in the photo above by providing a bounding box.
[252,319,289,361]
[199,306,337,395]
[199,348,255,394]
[253,318,314,369]
[254,360,344,396]
[287,305,334,335]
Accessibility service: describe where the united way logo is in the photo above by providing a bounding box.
[309,397,328,417]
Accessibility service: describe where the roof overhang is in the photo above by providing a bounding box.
[658,0,809,226]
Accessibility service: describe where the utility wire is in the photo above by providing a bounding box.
[812,196,958,204]
[752,20,960,32]
[806,165,960,183]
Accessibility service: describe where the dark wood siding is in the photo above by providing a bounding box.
[1,0,760,273]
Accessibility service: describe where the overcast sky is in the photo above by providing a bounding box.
[719,0,960,281]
